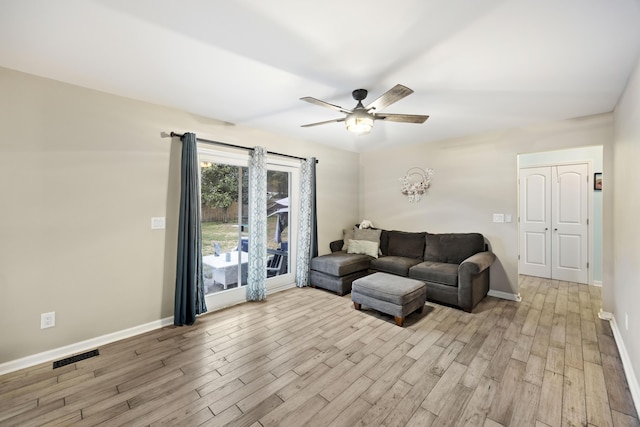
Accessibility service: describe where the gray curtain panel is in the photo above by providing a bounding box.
[174,132,207,326]
[310,157,318,259]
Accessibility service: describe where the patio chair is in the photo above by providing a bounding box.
[267,249,287,277]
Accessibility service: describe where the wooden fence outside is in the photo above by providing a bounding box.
[201,202,244,223]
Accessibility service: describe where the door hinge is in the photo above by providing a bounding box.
[587,262,590,269]
[518,255,520,260]
[587,218,589,225]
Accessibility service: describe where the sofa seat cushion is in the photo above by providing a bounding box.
[409,261,459,287]
[352,272,426,306]
[310,251,371,277]
[369,256,422,276]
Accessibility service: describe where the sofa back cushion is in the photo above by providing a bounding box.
[424,233,485,264]
[379,230,390,255]
[387,231,426,259]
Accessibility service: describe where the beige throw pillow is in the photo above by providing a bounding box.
[354,228,382,255]
[354,228,381,243]
[347,239,379,258]
[341,227,356,251]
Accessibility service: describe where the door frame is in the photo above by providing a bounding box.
[517,159,594,285]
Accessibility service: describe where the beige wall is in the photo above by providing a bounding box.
[359,113,613,296]
[612,55,640,388]
[0,67,360,364]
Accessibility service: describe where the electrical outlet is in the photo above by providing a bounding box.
[41,312,55,329]
[492,213,504,223]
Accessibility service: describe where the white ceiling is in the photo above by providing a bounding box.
[1,0,640,152]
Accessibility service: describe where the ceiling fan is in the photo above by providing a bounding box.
[300,84,429,134]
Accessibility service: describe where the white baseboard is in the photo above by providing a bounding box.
[0,283,299,376]
[0,316,174,376]
[608,314,640,415]
[488,289,522,302]
[270,281,297,294]
[598,309,614,321]
[592,280,603,287]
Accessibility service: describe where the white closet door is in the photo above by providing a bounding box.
[519,163,589,284]
[551,164,589,283]
[519,167,552,278]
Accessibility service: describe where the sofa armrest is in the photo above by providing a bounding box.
[458,251,496,312]
[329,240,344,253]
[459,251,496,276]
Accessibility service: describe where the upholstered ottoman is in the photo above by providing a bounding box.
[351,272,427,327]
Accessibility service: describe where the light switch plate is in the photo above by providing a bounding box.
[151,217,166,230]
[493,213,505,223]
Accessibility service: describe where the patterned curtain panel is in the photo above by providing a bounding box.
[296,157,317,287]
[174,132,207,326]
[247,146,268,301]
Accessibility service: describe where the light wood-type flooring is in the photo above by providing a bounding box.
[1,276,638,426]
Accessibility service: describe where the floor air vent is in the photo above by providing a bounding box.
[53,349,100,369]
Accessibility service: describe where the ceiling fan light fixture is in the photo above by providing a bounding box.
[301,84,427,134]
[345,110,373,134]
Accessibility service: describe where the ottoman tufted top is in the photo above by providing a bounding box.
[352,272,426,306]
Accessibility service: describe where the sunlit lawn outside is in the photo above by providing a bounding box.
[201,216,287,256]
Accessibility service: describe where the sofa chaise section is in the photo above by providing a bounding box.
[310,251,372,296]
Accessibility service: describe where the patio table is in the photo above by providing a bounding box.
[202,251,248,290]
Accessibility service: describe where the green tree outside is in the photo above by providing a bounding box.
[200,164,242,223]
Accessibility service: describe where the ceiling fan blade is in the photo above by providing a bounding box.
[300,97,352,114]
[365,84,414,112]
[301,117,346,128]
[376,113,429,124]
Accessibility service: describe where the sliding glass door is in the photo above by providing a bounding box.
[198,148,298,310]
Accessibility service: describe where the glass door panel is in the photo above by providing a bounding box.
[200,162,249,294]
[266,170,290,278]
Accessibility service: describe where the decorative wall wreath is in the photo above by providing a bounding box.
[400,167,434,202]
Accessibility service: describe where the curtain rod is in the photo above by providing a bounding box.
[168,132,318,163]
